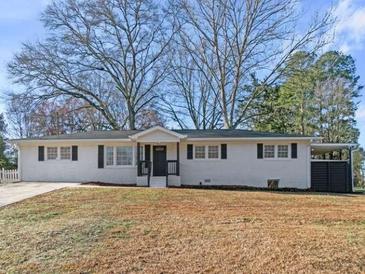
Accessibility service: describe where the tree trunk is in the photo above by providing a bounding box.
[127,101,136,130]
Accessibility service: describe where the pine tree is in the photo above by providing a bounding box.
[312,51,361,143]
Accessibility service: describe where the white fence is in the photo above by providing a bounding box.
[0,169,19,183]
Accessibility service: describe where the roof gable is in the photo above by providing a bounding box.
[129,126,187,141]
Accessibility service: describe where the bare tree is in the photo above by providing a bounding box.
[6,94,109,137]
[162,47,221,129]
[8,0,174,130]
[6,94,34,138]
[136,108,166,129]
[168,0,332,128]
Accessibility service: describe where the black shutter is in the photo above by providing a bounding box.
[98,145,104,168]
[187,144,193,159]
[38,146,45,161]
[145,145,151,161]
[72,146,78,161]
[291,143,298,158]
[257,143,263,159]
[221,144,227,159]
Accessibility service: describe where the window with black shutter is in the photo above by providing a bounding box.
[72,146,78,161]
[38,146,45,161]
[187,144,193,159]
[221,144,227,159]
[98,145,104,168]
[291,143,298,158]
[257,143,263,159]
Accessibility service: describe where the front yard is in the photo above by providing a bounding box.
[0,187,364,273]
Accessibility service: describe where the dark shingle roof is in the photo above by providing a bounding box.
[25,130,142,140]
[13,129,309,141]
[174,129,307,138]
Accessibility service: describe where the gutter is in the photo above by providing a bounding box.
[185,137,320,141]
[8,138,134,146]
[9,136,319,145]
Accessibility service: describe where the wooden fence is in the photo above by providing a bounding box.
[0,169,19,183]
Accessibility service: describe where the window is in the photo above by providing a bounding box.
[277,145,289,158]
[135,145,144,165]
[264,145,275,158]
[208,145,219,159]
[106,146,114,166]
[116,146,133,166]
[195,146,205,159]
[60,147,71,160]
[47,147,57,160]
[139,145,144,161]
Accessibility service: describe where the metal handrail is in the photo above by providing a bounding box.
[166,160,179,187]
[166,160,179,176]
[138,160,151,186]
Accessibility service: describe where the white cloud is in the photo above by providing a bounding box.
[334,0,365,52]
[356,105,365,121]
[339,43,351,53]
[0,0,50,21]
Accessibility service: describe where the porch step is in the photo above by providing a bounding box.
[150,176,166,188]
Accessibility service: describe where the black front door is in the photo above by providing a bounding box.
[153,146,167,176]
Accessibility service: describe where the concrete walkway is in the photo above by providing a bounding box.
[0,182,80,207]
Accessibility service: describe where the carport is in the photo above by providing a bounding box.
[311,143,357,193]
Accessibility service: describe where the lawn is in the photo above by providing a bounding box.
[0,187,364,273]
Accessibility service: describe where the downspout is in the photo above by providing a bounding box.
[307,142,312,189]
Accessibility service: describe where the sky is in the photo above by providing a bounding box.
[0,0,364,146]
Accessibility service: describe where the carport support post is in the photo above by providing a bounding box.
[349,147,353,192]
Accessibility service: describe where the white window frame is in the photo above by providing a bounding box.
[139,145,145,161]
[116,146,133,166]
[264,145,275,159]
[105,145,134,168]
[47,147,58,160]
[277,145,289,158]
[208,145,219,159]
[60,146,71,160]
[193,144,222,160]
[105,146,114,166]
[135,144,145,166]
[262,144,293,160]
[194,145,206,159]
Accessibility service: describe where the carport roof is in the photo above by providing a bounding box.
[311,143,358,153]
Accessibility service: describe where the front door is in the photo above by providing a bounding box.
[153,146,167,176]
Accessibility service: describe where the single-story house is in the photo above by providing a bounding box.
[11,126,356,192]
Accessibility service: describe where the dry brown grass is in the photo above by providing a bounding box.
[0,187,364,273]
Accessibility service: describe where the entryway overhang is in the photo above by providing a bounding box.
[129,126,187,143]
[131,127,183,188]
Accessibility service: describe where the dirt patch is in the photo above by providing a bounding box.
[0,188,364,273]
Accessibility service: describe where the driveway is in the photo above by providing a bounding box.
[0,182,80,207]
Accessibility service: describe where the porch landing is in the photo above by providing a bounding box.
[136,175,181,187]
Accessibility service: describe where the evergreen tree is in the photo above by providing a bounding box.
[251,50,363,185]
[252,51,361,142]
[312,51,361,143]
[277,51,317,135]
